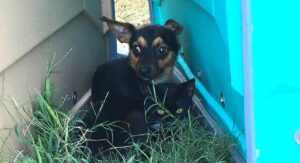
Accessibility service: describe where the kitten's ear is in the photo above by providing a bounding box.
[101,16,136,43]
[164,19,183,35]
[184,78,195,97]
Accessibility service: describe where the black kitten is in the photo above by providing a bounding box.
[84,79,195,156]
[145,79,196,131]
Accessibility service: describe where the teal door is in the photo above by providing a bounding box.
[151,0,246,159]
[252,0,300,162]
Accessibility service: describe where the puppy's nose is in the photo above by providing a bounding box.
[139,67,152,79]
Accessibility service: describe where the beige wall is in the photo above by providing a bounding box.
[0,0,111,159]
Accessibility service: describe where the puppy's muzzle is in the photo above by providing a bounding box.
[138,67,152,80]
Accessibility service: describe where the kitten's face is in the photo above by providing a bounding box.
[145,79,195,129]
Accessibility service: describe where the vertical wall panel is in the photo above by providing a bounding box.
[0,0,84,72]
[0,0,108,159]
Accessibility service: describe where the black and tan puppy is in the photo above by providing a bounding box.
[84,17,183,155]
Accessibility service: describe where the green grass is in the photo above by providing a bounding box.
[97,112,235,163]
[0,58,236,163]
[5,58,95,163]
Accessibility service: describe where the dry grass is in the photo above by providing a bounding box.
[115,0,150,27]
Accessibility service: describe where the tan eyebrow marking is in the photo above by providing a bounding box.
[137,36,147,47]
[152,37,163,47]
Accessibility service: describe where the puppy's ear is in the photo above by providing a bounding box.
[164,19,183,35]
[101,16,135,43]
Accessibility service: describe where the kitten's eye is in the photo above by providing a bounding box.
[156,46,168,57]
[132,44,142,55]
[176,108,183,114]
[157,109,165,115]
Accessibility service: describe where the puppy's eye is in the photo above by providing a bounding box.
[157,109,165,115]
[156,46,168,57]
[176,108,183,114]
[132,44,142,55]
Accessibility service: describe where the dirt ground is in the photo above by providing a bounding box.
[114,0,150,54]
[114,0,150,27]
